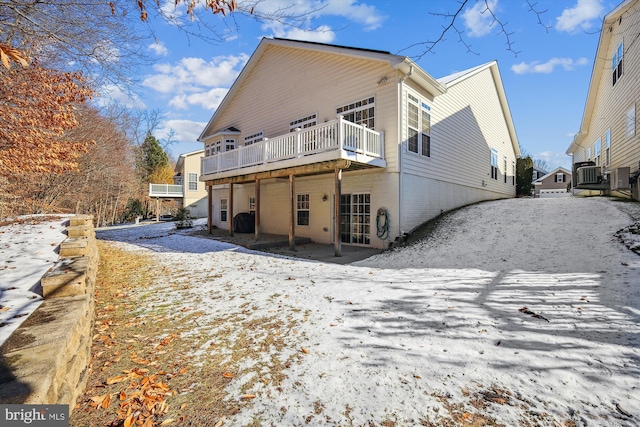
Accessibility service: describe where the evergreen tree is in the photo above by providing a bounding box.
[138,132,169,182]
[516,156,534,197]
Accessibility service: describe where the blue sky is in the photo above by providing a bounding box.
[103,0,619,171]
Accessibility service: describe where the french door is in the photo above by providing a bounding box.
[339,193,371,245]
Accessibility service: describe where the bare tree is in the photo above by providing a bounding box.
[533,158,551,173]
[0,0,319,87]
[398,0,553,59]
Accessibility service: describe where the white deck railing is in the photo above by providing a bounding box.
[201,116,384,176]
[149,184,184,197]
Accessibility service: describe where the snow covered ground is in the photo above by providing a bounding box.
[3,197,640,425]
[0,215,70,345]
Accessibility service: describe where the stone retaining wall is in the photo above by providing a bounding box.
[0,215,98,410]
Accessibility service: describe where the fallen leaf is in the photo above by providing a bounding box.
[160,419,175,426]
[414,375,422,379]
[214,420,223,427]
[106,375,125,385]
[241,394,256,400]
[222,372,234,378]
[301,348,310,354]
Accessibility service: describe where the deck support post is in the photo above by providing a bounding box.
[228,183,234,237]
[334,168,342,257]
[289,174,295,250]
[207,184,212,234]
[255,179,261,241]
[155,198,160,222]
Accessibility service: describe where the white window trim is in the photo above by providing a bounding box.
[289,113,317,132]
[626,104,635,138]
[187,173,198,191]
[490,148,498,180]
[296,194,310,226]
[337,97,375,130]
[244,131,263,146]
[220,198,228,222]
[605,129,611,166]
[406,92,431,157]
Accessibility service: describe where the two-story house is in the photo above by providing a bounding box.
[149,149,208,218]
[533,166,572,197]
[567,0,640,200]
[198,38,520,253]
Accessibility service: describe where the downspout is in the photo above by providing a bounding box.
[397,66,413,242]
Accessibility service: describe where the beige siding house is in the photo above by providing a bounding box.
[533,167,572,197]
[199,38,520,251]
[149,149,208,218]
[567,0,640,199]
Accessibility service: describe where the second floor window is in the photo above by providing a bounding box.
[337,97,375,129]
[290,113,317,131]
[626,104,635,138]
[490,149,498,180]
[407,94,431,157]
[555,173,565,183]
[188,173,198,191]
[605,129,611,166]
[612,41,623,86]
[244,131,263,146]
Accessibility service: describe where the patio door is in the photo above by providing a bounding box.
[339,193,371,245]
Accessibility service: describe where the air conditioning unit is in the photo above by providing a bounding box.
[577,166,601,185]
[611,167,630,189]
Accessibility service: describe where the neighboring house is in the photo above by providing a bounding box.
[198,38,520,251]
[530,166,548,195]
[566,0,640,200]
[149,149,208,218]
[531,167,548,182]
[533,167,572,197]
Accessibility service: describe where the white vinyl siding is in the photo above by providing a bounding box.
[401,66,516,198]
[202,45,399,171]
[208,171,399,249]
[568,13,640,184]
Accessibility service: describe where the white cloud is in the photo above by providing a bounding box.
[556,0,604,33]
[96,84,146,109]
[156,119,208,144]
[255,0,384,40]
[317,0,384,31]
[534,151,573,170]
[148,41,169,56]
[511,57,589,74]
[462,0,499,37]
[262,23,336,43]
[169,88,229,111]
[143,54,249,94]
